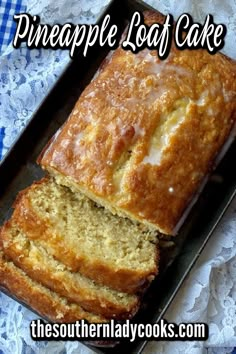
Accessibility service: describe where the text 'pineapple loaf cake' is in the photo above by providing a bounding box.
[0,220,140,319]
[11,177,159,294]
[38,11,236,235]
[0,249,107,323]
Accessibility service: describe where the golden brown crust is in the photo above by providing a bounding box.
[11,179,159,294]
[38,11,236,235]
[0,248,106,323]
[0,221,139,319]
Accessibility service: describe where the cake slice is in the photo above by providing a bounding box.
[38,11,236,235]
[0,249,106,323]
[11,177,159,294]
[0,220,139,319]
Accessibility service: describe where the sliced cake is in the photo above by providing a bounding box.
[0,220,139,319]
[0,249,106,323]
[11,177,159,294]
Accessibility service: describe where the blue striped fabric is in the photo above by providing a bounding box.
[0,127,5,160]
[0,0,25,160]
[0,0,26,55]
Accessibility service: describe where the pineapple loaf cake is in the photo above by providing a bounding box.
[39,11,236,235]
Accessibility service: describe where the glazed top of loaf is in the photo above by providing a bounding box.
[39,11,236,235]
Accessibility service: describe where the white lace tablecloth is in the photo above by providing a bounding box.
[0,1,236,353]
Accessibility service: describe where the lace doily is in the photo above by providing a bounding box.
[0,0,111,158]
[0,0,236,353]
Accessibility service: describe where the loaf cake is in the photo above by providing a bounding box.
[1,9,236,327]
[0,250,106,323]
[11,177,159,293]
[0,220,140,319]
[39,12,236,235]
